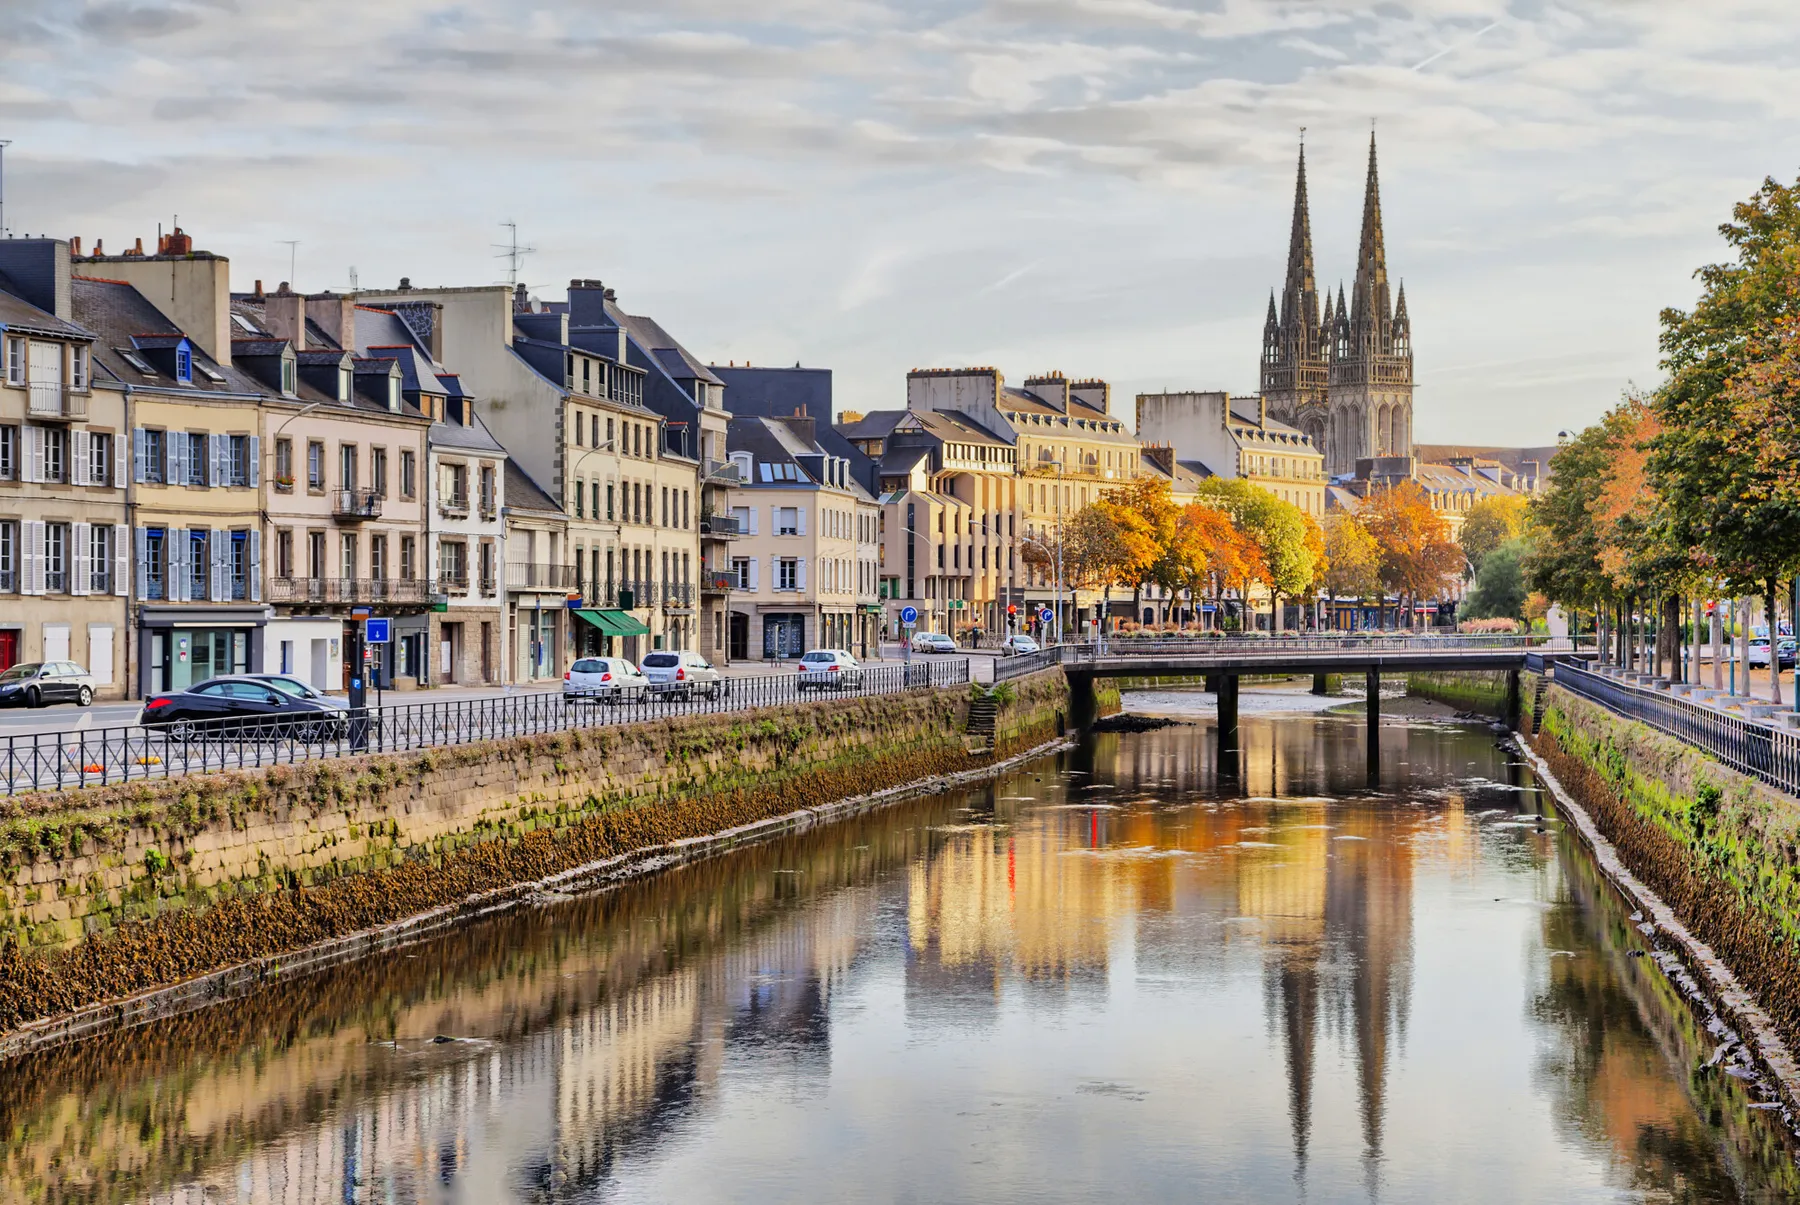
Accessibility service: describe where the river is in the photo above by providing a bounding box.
[3,684,1795,1203]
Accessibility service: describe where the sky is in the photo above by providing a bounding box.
[3,0,1798,447]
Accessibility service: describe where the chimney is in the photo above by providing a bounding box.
[0,238,73,320]
[264,284,307,352]
[89,232,234,364]
[69,236,81,255]
[253,279,264,299]
[306,291,356,351]
[92,238,103,255]
[126,237,145,256]
[165,227,192,255]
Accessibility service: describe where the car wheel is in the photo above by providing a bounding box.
[24,687,41,709]
[167,719,197,741]
[77,686,93,707]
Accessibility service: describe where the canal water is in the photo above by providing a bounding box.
[4,687,1796,1203]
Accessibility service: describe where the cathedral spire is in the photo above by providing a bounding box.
[1349,131,1392,348]
[1281,140,1320,334]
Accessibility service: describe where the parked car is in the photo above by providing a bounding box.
[1000,634,1040,657]
[912,632,958,654]
[250,673,338,702]
[640,650,726,700]
[138,676,347,739]
[564,657,650,704]
[797,649,864,690]
[1748,637,1798,669]
[0,661,96,708]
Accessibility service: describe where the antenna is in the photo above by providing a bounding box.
[347,266,359,292]
[279,240,299,287]
[0,140,10,239]
[493,221,535,288]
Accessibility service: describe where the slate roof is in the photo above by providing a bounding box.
[430,412,507,455]
[616,308,724,385]
[71,277,264,395]
[503,459,564,517]
[728,415,876,500]
[837,411,906,441]
[0,272,90,338]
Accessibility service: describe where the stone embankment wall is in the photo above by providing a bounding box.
[1528,684,1800,1049]
[1406,669,1511,716]
[0,671,1069,1037]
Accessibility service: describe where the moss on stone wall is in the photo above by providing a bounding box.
[1532,686,1800,1047]
[1406,670,1509,717]
[0,672,1068,1036]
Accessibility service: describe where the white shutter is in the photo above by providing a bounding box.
[114,524,130,597]
[171,532,189,603]
[796,557,808,593]
[70,433,89,486]
[71,522,91,595]
[134,528,148,600]
[133,428,147,483]
[249,529,262,602]
[797,507,807,536]
[210,434,226,488]
[210,528,227,601]
[747,558,759,591]
[113,433,127,489]
[172,434,188,487]
[24,521,45,595]
[247,435,260,487]
[22,426,43,484]
[749,506,759,535]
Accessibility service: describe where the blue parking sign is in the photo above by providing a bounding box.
[364,617,391,644]
[900,605,918,625]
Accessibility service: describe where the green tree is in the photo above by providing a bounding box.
[1459,495,1528,571]
[1195,479,1316,629]
[1322,511,1381,599]
[1464,537,1531,621]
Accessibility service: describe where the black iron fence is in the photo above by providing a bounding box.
[1553,661,1800,796]
[2,657,971,797]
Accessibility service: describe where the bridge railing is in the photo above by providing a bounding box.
[1554,660,1800,796]
[992,646,1066,681]
[1078,634,1566,658]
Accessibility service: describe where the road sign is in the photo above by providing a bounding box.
[364,617,391,643]
[1039,608,1053,624]
[900,605,918,625]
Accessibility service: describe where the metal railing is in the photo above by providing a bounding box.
[1,657,972,796]
[1554,661,1800,797]
[506,563,577,590]
[266,577,431,604]
[993,646,1063,681]
[438,491,469,517]
[1091,633,1563,656]
[662,583,695,608]
[700,514,744,537]
[332,488,383,520]
[27,383,85,420]
[703,569,743,593]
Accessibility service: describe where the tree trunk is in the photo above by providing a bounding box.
[1769,581,1783,705]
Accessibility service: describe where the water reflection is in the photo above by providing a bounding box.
[2,703,1793,1203]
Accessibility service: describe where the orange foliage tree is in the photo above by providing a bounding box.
[1359,481,1461,627]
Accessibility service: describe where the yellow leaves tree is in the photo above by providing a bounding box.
[1360,480,1462,627]
[1458,495,1528,571]
[1323,511,1380,599]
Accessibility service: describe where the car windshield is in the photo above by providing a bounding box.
[571,659,605,673]
[642,654,680,668]
[264,678,322,699]
[801,652,834,663]
[0,664,40,682]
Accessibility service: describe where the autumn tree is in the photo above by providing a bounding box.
[1064,501,1158,593]
[1322,512,1381,600]
[1359,480,1461,628]
[1458,495,1528,572]
[1195,479,1317,630]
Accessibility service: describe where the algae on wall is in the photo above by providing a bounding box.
[1407,669,1510,717]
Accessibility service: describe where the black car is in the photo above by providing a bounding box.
[139,675,348,740]
[0,661,98,708]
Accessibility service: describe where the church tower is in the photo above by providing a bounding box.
[1260,142,1330,452]
[1326,132,1414,477]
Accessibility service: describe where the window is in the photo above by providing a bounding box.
[229,531,249,600]
[307,530,326,578]
[338,365,351,403]
[606,417,614,448]
[480,541,496,593]
[440,540,467,587]
[188,530,209,600]
[186,432,207,486]
[143,429,166,484]
[3,337,21,385]
[480,466,496,514]
[71,345,90,391]
[307,440,324,490]
[277,528,293,577]
[575,479,586,519]
[444,462,468,508]
[732,556,751,590]
[400,535,416,580]
[339,444,358,490]
[88,432,110,485]
[0,425,14,480]
[372,447,388,498]
[227,434,249,486]
[175,346,192,383]
[777,507,799,536]
[280,357,296,396]
[778,558,798,591]
[371,535,386,582]
[43,427,68,484]
[387,376,400,412]
[574,409,584,446]
[340,533,358,580]
[661,486,669,528]
[400,450,416,499]
[606,483,614,521]
[275,437,293,487]
[143,529,165,600]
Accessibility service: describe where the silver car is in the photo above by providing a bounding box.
[563,657,650,704]
[796,649,864,691]
[0,661,97,708]
[639,650,725,700]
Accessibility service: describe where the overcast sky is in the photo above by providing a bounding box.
[4,1,1796,445]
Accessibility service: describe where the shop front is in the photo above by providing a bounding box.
[572,607,651,661]
[135,605,269,697]
[761,611,808,660]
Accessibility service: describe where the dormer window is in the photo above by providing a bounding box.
[387,375,400,412]
[174,346,192,383]
[338,366,351,403]
[280,356,297,397]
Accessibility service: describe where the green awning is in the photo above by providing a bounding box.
[573,609,650,637]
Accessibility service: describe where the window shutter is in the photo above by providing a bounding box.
[172,435,188,486]
[249,529,262,601]
[134,527,148,600]
[113,433,126,489]
[796,507,807,536]
[71,523,91,595]
[747,558,759,591]
[24,521,45,595]
[768,556,778,592]
[747,506,759,535]
[114,525,130,597]
[70,434,88,487]
[211,528,228,601]
[248,435,261,487]
[22,426,43,484]
[796,557,807,592]
[210,434,225,487]
[174,532,192,603]
[133,428,146,483]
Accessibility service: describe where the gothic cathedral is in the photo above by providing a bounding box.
[1260,134,1413,478]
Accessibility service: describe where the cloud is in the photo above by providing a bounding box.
[76,1,204,38]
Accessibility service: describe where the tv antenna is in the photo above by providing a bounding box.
[494,221,535,288]
[0,140,12,239]
[278,239,299,287]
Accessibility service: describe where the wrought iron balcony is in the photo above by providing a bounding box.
[27,383,86,421]
[505,562,578,590]
[438,491,469,517]
[591,579,656,609]
[701,569,742,595]
[699,513,744,538]
[662,582,695,609]
[267,577,430,605]
[437,570,470,593]
[332,487,383,521]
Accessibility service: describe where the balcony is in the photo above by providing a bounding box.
[592,579,655,609]
[662,582,695,610]
[506,562,578,590]
[267,577,430,605]
[437,570,470,594]
[701,569,742,595]
[438,491,469,519]
[477,493,498,521]
[703,458,742,484]
[332,487,383,521]
[699,513,743,539]
[27,384,86,421]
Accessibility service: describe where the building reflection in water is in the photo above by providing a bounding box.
[1,705,1791,1203]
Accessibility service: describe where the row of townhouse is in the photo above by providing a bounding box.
[0,231,758,696]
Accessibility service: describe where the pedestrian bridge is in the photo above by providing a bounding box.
[994,635,1582,778]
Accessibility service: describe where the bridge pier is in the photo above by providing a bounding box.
[1312,672,1329,696]
[1217,673,1240,778]
[1505,669,1522,730]
[1366,669,1381,781]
